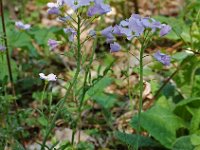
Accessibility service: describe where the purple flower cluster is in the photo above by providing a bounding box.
[48,0,111,17]
[101,14,171,42]
[100,14,171,60]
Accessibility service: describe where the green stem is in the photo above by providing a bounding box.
[135,32,151,150]
[135,44,144,150]
[127,52,134,110]
[76,38,96,143]
[41,82,48,112]
[41,16,82,150]
[0,0,16,99]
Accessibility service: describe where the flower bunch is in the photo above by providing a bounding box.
[100,14,171,52]
[47,0,111,16]
[99,14,171,65]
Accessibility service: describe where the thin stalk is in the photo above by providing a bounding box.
[41,16,82,150]
[127,52,134,110]
[0,0,16,97]
[41,82,48,112]
[135,32,151,150]
[77,38,96,142]
[135,44,145,150]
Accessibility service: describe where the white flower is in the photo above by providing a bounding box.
[47,0,64,8]
[47,2,59,8]
[39,73,57,81]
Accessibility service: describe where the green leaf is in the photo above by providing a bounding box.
[13,140,25,150]
[172,51,194,61]
[172,136,194,150]
[154,16,190,41]
[0,56,18,82]
[191,134,200,146]
[38,116,48,127]
[92,93,117,109]
[87,77,113,96]
[174,98,200,120]
[175,98,200,108]
[186,107,200,134]
[115,131,161,148]
[131,98,185,149]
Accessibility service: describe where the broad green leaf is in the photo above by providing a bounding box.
[172,51,194,61]
[172,136,194,150]
[186,107,200,134]
[131,99,185,149]
[87,77,113,96]
[92,93,117,109]
[191,134,200,146]
[175,98,200,108]
[115,131,161,148]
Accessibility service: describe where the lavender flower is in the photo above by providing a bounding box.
[110,42,121,52]
[47,0,65,15]
[128,15,144,36]
[160,24,171,36]
[101,26,114,43]
[154,51,170,66]
[48,39,59,50]
[113,25,123,36]
[39,73,57,81]
[87,0,111,17]
[48,7,60,15]
[120,20,129,26]
[15,21,31,30]
[64,28,77,42]
[64,0,93,10]
[0,45,6,52]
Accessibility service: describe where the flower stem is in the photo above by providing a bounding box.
[135,43,144,150]
[41,16,82,150]
[135,32,151,150]
[41,82,48,112]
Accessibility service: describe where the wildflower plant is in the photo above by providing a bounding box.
[39,0,171,149]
